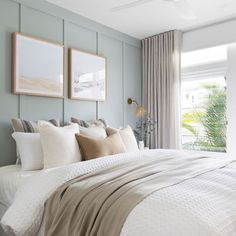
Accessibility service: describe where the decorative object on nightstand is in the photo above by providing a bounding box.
[133,113,157,149]
[127,97,156,148]
[138,140,145,150]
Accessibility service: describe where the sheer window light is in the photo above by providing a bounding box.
[182,45,227,68]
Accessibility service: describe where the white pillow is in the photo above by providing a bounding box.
[38,122,81,169]
[79,126,107,139]
[12,133,43,171]
[106,126,139,152]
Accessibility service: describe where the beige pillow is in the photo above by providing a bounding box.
[106,126,139,152]
[38,122,82,169]
[75,133,126,161]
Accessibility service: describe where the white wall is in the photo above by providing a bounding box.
[183,19,236,157]
[183,18,236,52]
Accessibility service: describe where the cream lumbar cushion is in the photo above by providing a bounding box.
[38,121,81,169]
[12,132,43,171]
[75,133,126,161]
[106,126,139,152]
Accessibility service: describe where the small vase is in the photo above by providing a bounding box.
[138,141,144,150]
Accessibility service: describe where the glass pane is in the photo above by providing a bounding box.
[181,77,227,152]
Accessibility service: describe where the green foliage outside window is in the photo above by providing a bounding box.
[182,83,227,152]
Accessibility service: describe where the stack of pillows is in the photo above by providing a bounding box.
[11,117,139,171]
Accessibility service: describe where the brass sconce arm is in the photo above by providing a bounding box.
[127,98,146,117]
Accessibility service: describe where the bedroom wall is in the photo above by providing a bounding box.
[0,0,142,166]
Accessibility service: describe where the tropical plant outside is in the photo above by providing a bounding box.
[182,80,227,152]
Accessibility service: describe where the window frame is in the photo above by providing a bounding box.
[181,60,227,154]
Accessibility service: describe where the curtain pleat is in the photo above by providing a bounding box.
[142,30,182,149]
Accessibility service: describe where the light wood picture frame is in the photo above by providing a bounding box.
[69,48,107,101]
[12,32,64,98]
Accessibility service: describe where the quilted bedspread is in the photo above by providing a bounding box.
[1,149,236,236]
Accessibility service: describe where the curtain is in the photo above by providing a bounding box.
[142,30,182,149]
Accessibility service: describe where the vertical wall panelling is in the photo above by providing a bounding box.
[124,43,142,128]
[122,42,125,127]
[0,0,142,166]
[19,5,64,121]
[98,35,124,128]
[96,32,99,120]
[18,4,22,118]
[0,0,19,166]
[62,19,65,124]
[97,32,102,120]
[64,22,97,121]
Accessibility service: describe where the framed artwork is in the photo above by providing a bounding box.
[69,48,106,101]
[12,32,64,98]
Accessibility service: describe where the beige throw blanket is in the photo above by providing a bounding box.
[44,154,233,236]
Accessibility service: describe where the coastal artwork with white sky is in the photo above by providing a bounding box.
[13,33,64,97]
[69,49,106,101]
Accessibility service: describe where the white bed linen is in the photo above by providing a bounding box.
[1,150,236,236]
[0,165,40,219]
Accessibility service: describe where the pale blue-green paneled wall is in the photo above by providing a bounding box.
[0,0,142,166]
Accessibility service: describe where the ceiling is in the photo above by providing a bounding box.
[46,0,236,39]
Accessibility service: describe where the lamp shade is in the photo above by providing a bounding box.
[135,105,146,117]
[127,97,146,117]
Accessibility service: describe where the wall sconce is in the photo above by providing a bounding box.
[127,98,146,117]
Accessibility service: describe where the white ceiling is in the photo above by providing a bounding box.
[46,0,236,39]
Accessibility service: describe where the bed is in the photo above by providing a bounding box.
[0,165,41,236]
[1,149,236,236]
[0,165,40,219]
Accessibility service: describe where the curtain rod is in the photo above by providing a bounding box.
[142,29,178,40]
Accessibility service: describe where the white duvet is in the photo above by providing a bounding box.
[0,165,40,219]
[1,149,236,236]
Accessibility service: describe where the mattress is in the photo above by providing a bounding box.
[0,165,40,219]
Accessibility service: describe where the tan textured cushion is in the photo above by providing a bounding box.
[75,133,126,161]
[106,126,139,152]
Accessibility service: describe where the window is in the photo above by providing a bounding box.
[181,46,227,153]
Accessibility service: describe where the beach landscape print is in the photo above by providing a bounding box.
[13,33,64,98]
[69,49,106,101]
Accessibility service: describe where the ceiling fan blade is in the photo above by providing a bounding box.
[174,0,196,20]
[111,0,155,12]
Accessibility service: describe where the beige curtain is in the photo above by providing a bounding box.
[142,30,182,149]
